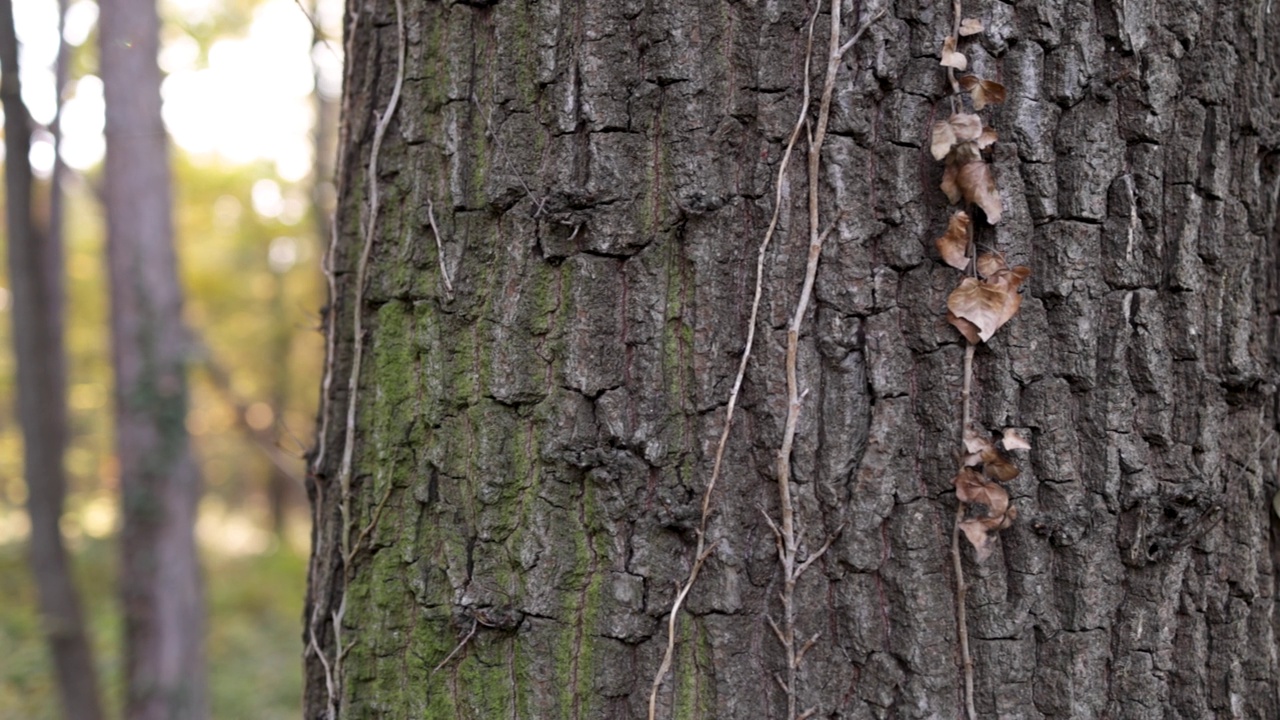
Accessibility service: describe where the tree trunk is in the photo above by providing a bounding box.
[99,0,208,717]
[306,1,1280,718]
[0,1,105,718]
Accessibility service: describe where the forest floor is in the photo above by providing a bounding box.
[0,521,306,719]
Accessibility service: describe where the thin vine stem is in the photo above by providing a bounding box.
[955,342,977,720]
[645,6,823,717]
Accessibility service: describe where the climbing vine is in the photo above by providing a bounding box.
[931,3,1030,718]
[647,3,881,719]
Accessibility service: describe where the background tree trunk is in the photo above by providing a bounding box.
[99,0,208,717]
[0,1,104,718]
[307,0,1280,717]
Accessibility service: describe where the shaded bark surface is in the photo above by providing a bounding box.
[99,0,208,717]
[0,1,104,718]
[307,0,1280,717]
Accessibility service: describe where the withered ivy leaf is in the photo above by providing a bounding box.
[947,277,1007,342]
[960,508,1019,562]
[936,211,972,270]
[931,121,957,161]
[946,265,1028,342]
[959,519,997,561]
[961,427,1022,481]
[982,451,1020,482]
[949,113,983,142]
[963,426,992,454]
[956,160,1003,223]
[959,18,984,36]
[959,75,1007,111]
[954,468,1009,517]
[987,266,1031,331]
[947,310,981,345]
[940,35,968,70]
[932,114,983,160]
[941,163,962,204]
[976,251,1008,278]
[974,127,998,150]
[1002,428,1031,451]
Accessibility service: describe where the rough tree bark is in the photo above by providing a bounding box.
[306,0,1280,718]
[0,1,104,718]
[99,0,208,717]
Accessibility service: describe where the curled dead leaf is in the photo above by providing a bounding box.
[946,265,1029,342]
[959,519,997,561]
[935,211,972,270]
[941,163,961,204]
[976,252,1008,278]
[986,266,1031,331]
[949,113,983,142]
[931,121,957,161]
[958,509,1017,562]
[953,468,1009,517]
[955,160,1003,223]
[963,426,992,454]
[1002,428,1031,451]
[974,127,998,150]
[982,452,1020,482]
[947,310,981,345]
[958,75,1007,111]
[958,18,984,36]
[961,427,1021,481]
[940,35,968,70]
[932,114,983,160]
[946,277,1005,342]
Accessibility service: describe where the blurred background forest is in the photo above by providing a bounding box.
[0,0,340,716]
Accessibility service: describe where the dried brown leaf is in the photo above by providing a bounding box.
[955,459,1017,563]
[947,311,981,344]
[953,468,1010,517]
[940,35,968,70]
[1002,428,1031,451]
[982,451,1020,482]
[978,80,1006,108]
[949,113,983,142]
[946,277,1005,342]
[958,75,1007,111]
[940,163,961,204]
[947,265,1028,342]
[974,127,998,150]
[959,18,984,36]
[976,252,1008,278]
[963,426,993,454]
[956,160,1003,224]
[935,211,972,270]
[959,519,997,561]
[987,266,1031,330]
[999,505,1018,526]
[930,121,957,161]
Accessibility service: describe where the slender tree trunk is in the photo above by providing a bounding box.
[307,0,1280,717]
[50,0,71,271]
[268,269,294,537]
[0,2,105,719]
[99,0,208,717]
